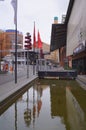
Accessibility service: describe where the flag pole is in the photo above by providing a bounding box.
[15,6,17,84]
[33,22,36,75]
[37,30,43,71]
[11,0,17,83]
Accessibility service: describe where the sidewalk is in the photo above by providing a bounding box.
[76,75,86,90]
[0,73,38,103]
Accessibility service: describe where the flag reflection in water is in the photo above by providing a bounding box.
[23,82,43,127]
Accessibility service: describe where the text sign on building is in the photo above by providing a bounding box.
[73,41,86,55]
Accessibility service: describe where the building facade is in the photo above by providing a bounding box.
[50,0,86,74]
[66,0,86,74]
[0,30,11,58]
[0,29,23,58]
[6,29,23,49]
[50,16,66,66]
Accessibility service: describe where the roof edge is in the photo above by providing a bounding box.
[65,0,75,25]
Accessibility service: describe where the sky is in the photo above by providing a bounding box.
[0,0,69,45]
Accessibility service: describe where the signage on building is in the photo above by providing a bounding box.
[73,40,86,55]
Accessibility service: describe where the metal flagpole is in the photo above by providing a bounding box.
[14,0,18,83]
[15,12,17,83]
[33,22,36,75]
[11,0,18,83]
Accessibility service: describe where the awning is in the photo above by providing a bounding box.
[50,24,67,51]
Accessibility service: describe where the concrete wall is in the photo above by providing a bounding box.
[67,0,86,56]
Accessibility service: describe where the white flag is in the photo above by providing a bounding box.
[11,0,17,25]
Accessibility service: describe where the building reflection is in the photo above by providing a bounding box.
[23,83,43,127]
[66,87,86,130]
[1,80,86,130]
[14,82,86,130]
[32,86,36,126]
[37,84,42,117]
[15,102,18,130]
[50,82,86,130]
[24,90,31,127]
[50,84,67,126]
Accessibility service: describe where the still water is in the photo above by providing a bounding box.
[0,79,86,130]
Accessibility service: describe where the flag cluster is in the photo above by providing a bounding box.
[33,22,42,49]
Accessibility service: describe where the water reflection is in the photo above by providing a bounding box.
[0,80,86,130]
[50,84,67,126]
[15,102,17,130]
[23,84,43,127]
[24,90,31,126]
[66,87,86,130]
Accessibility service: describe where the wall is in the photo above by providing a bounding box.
[67,0,86,56]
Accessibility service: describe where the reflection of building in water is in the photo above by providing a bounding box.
[33,83,50,120]
[22,84,43,127]
[66,87,86,130]
[28,85,43,126]
[24,108,31,126]
[37,85,42,117]
[33,86,36,123]
[50,85,67,124]
[24,90,32,127]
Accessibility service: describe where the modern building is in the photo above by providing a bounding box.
[50,16,66,66]
[6,29,23,49]
[0,30,11,58]
[50,0,86,74]
[0,29,23,58]
[66,0,86,74]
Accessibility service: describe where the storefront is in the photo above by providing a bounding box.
[72,42,86,74]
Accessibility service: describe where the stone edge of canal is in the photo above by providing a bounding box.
[0,78,38,115]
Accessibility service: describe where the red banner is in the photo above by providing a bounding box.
[37,30,42,48]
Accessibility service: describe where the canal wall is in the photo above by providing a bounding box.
[66,87,86,130]
[76,75,86,90]
[0,73,38,115]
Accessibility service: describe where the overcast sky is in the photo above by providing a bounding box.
[0,0,69,44]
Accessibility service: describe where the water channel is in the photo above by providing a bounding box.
[0,79,86,130]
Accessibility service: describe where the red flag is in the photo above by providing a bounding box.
[37,30,42,48]
[33,22,36,48]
